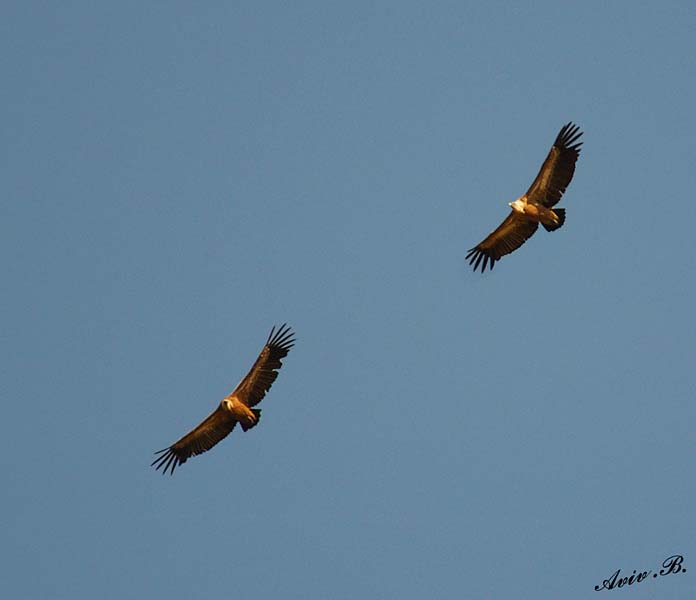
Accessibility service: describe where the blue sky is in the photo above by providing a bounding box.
[3,2,696,598]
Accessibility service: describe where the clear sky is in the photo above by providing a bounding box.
[3,2,695,599]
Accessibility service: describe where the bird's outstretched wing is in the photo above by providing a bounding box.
[230,323,295,407]
[525,122,583,207]
[466,212,539,272]
[151,406,237,475]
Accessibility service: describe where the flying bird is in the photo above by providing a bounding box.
[152,324,295,475]
[466,122,583,272]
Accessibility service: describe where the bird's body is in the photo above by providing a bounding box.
[466,122,583,272]
[509,197,561,228]
[221,396,260,431]
[151,324,295,475]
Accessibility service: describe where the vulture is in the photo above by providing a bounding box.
[152,324,295,475]
[466,122,583,272]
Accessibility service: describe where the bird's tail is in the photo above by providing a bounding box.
[240,409,262,432]
[543,208,566,232]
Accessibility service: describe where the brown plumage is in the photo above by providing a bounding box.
[151,324,295,475]
[466,122,583,272]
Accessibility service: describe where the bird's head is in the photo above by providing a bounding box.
[509,198,525,213]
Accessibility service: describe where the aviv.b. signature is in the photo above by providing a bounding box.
[594,554,686,591]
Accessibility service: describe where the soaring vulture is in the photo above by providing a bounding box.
[466,122,583,272]
[152,324,295,475]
